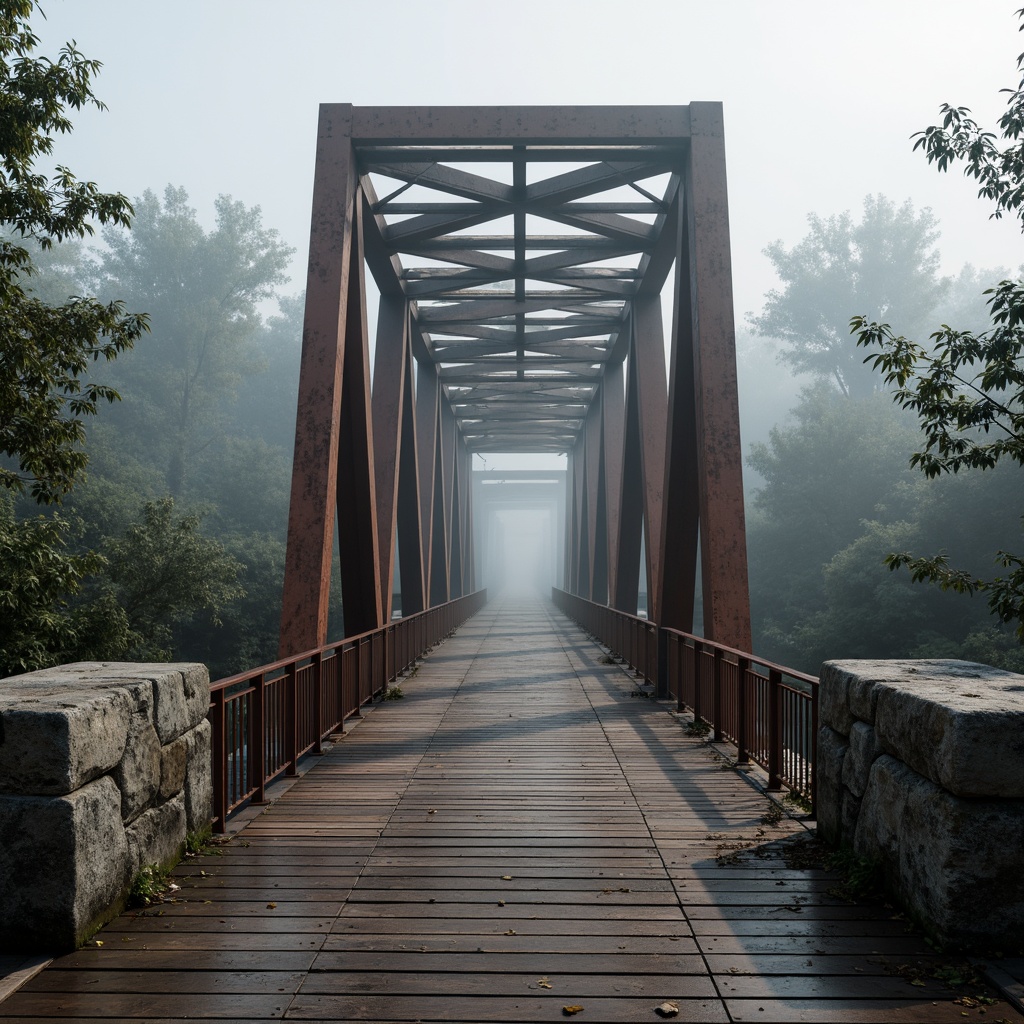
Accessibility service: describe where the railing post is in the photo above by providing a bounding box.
[283,663,299,777]
[311,652,324,754]
[711,646,724,740]
[809,676,819,818]
[251,672,267,801]
[673,635,683,713]
[767,667,783,790]
[210,689,228,833]
[656,626,669,701]
[736,655,750,764]
[691,639,702,724]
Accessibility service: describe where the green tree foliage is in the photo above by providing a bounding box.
[94,185,293,497]
[746,388,1021,672]
[0,493,106,673]
[95,498,245,661]
[0,1,148,503]
[751,195,944,399]
[854,10,1024,640]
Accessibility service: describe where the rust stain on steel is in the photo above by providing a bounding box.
[658,192,700,636]
[601,360,626,609]
[280,104,355,656]
[334,199,383,636]
[371,294,409,621]
[688,103,751,651]
[631,295,669,625]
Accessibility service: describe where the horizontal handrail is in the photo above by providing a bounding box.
[551,587,818,811]
[209,589,487,831]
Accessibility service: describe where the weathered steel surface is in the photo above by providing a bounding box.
[658,195,701,636]
[279,105,356,654]
[371,295,408,621]
[8,602,1018,1023]
[281,102,749,658]
[687,103,751,651]
[333,201,383,636]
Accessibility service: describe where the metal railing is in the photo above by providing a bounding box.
[552,587,818,810]
[209,589,487,830]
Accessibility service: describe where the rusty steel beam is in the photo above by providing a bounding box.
[333,199,384,636]
[396,335,426,615]
[351,105,692,143]
[371,295,407,622]
[415,360,441,604]
[280,104,355,655]
[613,340,643,614]
[657,194,700,638]
[688,103,752,650]
[631,296,669,625]
[584,391,602,601]
[601,360,626,608]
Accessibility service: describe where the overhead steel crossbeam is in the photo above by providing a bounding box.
[354,109,685,453]
[280,105,752,666]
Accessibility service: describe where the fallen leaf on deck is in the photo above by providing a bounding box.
[266,902,277,909]
[428,808,437,814]
[505,929,517,935]
[501,875,513,880]
[538,977,553,989]
[654,1002,679,1018]
[498,900,506,906]
[562,1006,584,1016]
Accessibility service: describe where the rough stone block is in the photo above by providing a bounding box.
[0,776,130,953]
[159,736,188,802]
[818,664,856,735]
[842,721,884,799]
[858,754,1024,947]
[0,689,131,796]
[183,719,213,834]
[113,685,160,823]
[871,661,1024,798]
[853,754,907,866]
[815,726,849,845]
[125,794,186,879]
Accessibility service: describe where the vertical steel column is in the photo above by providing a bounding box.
[584,390,603,601]
[631,295,669,627]
[372,298,425,619]
[281,104,384,653]
[614,338,643,614]
[614,312,668,617]
[333,199,383,635]
[601,360,625,607]
[396,339,426,614]
[687,102,752,650]
[371,295,408,622]
[572,435,589,597]
[416,360,448,608]
[657,189,701,639]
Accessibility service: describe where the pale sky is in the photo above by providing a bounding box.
[34,0,1024,325]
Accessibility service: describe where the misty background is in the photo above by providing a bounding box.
[10,0,1023,676]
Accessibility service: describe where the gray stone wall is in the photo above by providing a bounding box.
[0,663,212,952]
[818,658,1024,948]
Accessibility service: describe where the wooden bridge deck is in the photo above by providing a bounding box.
[1,597,1018,1023]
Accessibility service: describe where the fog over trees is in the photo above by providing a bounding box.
[2,2,1023,678]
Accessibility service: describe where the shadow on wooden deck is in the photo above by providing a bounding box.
[1,595,1020,1022]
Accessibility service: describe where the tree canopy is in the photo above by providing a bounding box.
[751,194,944,399]
[854,9,1024,641]
[0,0,148,503]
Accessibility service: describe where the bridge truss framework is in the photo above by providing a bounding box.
[280,104,751,658]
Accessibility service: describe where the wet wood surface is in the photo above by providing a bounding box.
[1,596,1018,1022]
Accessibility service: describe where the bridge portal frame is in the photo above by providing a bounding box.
[280,104,750,659]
